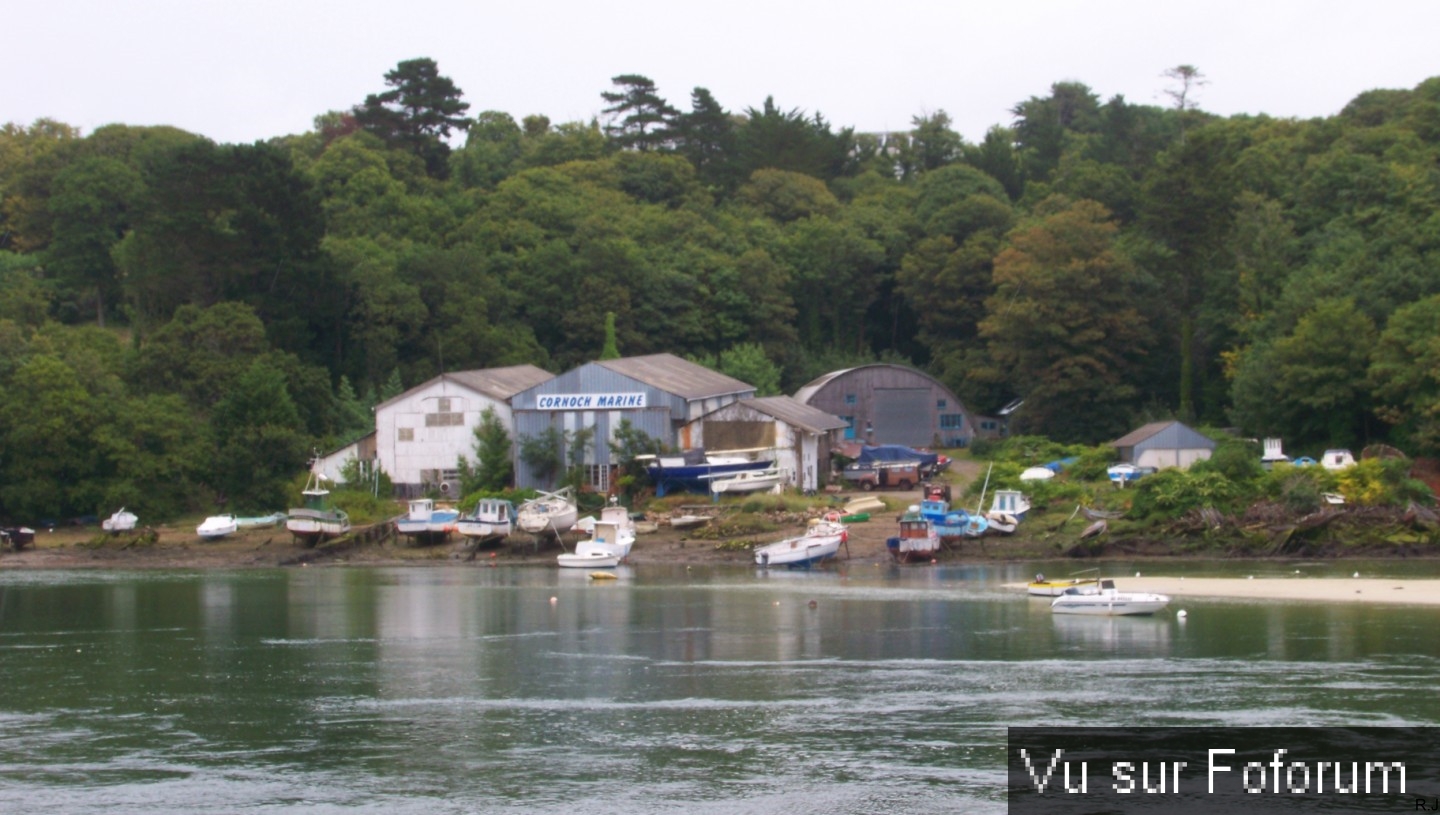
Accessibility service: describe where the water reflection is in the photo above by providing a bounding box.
[1050,614,1173,654]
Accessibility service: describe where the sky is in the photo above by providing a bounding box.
[8,0,1440,146]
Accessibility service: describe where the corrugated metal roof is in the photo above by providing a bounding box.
[446,364,555,400]
[1111,420,1214,449]
[597,354,754,400]
[792,368,856,404]
[375,364,554,411]
[739,396,850,433]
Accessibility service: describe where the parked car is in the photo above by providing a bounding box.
[842,461,923,491]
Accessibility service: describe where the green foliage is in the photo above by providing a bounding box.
[1128,468,1244,519]
[465,407,513,493]
[1191,438,1264,484]
[353,57,470,178]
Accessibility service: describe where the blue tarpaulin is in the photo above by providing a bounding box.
[853,445,939,470]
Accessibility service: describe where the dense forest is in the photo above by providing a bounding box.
[2,59,1439,523]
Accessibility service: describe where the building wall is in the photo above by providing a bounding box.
[1135,446,1213,470]
[682,403,838,491]
[798,365,973,449]
[375,383,513,493]
[509,363,752,490]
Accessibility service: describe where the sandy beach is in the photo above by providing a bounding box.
[1006,576,1440,605]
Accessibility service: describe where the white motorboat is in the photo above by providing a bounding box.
[517,487,579,534]
[1019,466,1055,481]
[755,515,847,569]
[709,467,782,495]
[457,498,515,540]
[1050,579,1170,616]
[197,514,238,540]
[1107,463,1151,487]
[558,505,635,569]
[287,463,350,544]
[102,508,138,533]
[989,489,1031,520]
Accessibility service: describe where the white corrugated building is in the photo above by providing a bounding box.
[682,396,849,492]
[1110,421,1216,470]
[374,365,554,496]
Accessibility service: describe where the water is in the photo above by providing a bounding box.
[2,561,1439,813]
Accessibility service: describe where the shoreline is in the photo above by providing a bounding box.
[1005,576,1440,606]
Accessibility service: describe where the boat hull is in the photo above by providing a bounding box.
[1027,579,1099,597]
[102,511,138,533]
[197,516,238,539]
[286,510,351,543]
[557,551,621,568]
[1051,592,1170,616]
[754,534,843,569]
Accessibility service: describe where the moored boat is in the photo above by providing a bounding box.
[1050,579,1170,616]
[287,463,350,545]
[558,504,636,568]
[1027,570,1100,597]
[754,513,847,569]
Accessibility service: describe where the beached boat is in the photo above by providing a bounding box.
[754,513,847,569]
[989,489,1031,520]
[457,497,515,540]
[558,504,636,569]
[918,499,971,540]
[984,512,1018,534]
[516,488,579,535]
[1107,463,1149,487]
[709,467,782,495]
[1050,579,1170,616]
[102,508,138,533]
[1321,449,1356,470]
[670,514,710,530]
[287,464,350,545]
[395,498,459,543]
[1,526,35,550]
[641,449,775,496]
[1019,466,1056,481]
[196,514,238,540]
[886,507,942,564]
[1027,570,1100,597]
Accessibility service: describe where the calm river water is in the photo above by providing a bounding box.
[2,560,1439,813]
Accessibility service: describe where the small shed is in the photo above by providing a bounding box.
[682,396,849,492]
[1110,421,1216,470]
[314,432,378,484]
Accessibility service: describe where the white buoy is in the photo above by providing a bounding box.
[549,596,557,604]
[1177,610,1188,619]
[1353,572,1360,578]
[1135,571,1141,577]
[1247,575,1254,579]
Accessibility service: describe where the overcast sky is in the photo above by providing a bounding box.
[8,0,1439,146]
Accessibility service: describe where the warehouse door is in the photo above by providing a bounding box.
[873,388,931,447]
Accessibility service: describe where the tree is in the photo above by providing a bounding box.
[467,406,514,491]
[977,198,1152,442]
[1368,294,1440,453]
[672,87,738,188]
[1162,64,1208,145]
[600,311,621,359]
[716,343,781,396]
[353,57,470,178]
[905,110,963,174]
[209,360,308,510]
[601,74,677,152]
[45,156,143,325]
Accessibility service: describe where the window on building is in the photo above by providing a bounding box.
[937,399,947,410]
[840,415,855,440]
[437,397,452,412]
[940,413,965,429]
[425,412,464,427]
[844,394,857,405]
[398,428,414,442]
[585,464,613,493]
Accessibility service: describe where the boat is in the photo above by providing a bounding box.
[1322,492,1346,505]
[918,499,971,540]
[1019,466,1056,481]
[989,489,1031,520]
[1027,570,1100,597]
[102,508,138,533]
[237,512,288,528]
[1321,449,1356,470]
[1107,463,1149,487]
[709,467,782,495]
[641,449,775,496]
[1050,578,1170,616]
[984,512,1018,535]
[286,464,350,544]
[755,513,847,569]
[395,498,459,543]
[196,514,238,540]
[1,526,35,550]
[516,487,579,535]
[457,497,515,540]
[558,503,636,568]
[886,506,942,563]
[670,514,711,530]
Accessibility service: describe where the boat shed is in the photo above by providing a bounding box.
[1110,421,1216,470]
[374,365,555,496]
[681,396,850,492]
[314,431,377,485]
[509,354,756,491]
[793,363,974,449]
